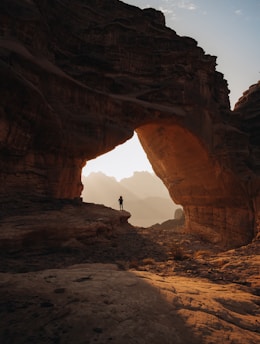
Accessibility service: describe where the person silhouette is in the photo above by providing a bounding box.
[118,195,123,210]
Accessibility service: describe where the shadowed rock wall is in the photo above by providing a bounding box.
[0,0,259,247]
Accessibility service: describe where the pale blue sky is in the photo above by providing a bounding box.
[83,0,260,181]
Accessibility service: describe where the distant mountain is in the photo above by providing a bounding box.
[81,171,181,227]
[120,171,170,199]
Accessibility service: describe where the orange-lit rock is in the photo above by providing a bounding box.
[137,124,254,247]
[0,0,259,247]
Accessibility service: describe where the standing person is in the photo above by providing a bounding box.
[118,195,123,210]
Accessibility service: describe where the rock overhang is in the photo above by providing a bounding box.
[0,0,259,248]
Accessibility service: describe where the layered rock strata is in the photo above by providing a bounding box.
[0,0,259,247]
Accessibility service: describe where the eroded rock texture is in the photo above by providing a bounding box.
[0,0,259,247]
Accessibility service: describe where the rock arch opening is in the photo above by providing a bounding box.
[81,132,182,227]
[81,132,153,181]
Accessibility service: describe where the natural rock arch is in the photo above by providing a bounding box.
[0,0,259,247]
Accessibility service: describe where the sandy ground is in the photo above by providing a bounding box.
[0,205,259,344]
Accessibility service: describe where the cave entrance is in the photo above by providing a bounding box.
[81,132,182,227]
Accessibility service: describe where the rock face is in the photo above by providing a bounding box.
[0,0,259,247]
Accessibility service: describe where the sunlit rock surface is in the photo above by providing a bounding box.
[0,0,259,247]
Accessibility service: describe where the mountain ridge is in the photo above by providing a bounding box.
[81,171,180,227]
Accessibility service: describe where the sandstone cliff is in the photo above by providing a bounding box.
[0,0,259,247]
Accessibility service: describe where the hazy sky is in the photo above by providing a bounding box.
[83,0,260,181]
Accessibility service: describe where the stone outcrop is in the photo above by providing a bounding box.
[0,202,131,250]
[0,0,259,247]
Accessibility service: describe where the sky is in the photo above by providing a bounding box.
[83,0,260,181]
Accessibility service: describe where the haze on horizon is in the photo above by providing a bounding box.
[82,132,153,181]
[81,171,182,227]
[83,0,260,182]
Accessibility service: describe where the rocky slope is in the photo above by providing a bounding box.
[0,0,259,247]
[0,205,259,344]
